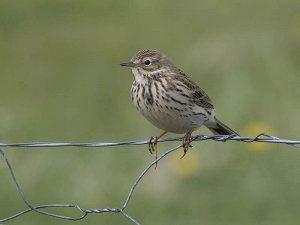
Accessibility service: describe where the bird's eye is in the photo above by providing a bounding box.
[144,59,151,66]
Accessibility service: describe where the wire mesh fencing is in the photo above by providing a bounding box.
[0,133,299,225]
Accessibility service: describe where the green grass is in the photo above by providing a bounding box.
[0,0,300,224]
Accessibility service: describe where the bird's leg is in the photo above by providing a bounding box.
[148,131,168,164]
[181,131,193,158]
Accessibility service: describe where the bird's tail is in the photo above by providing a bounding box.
[207,117,239,136]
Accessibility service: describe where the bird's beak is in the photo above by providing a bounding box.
[120,61,135,67]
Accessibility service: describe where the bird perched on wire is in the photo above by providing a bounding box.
[121,49,238,159]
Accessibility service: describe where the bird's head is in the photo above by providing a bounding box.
[121,49,178,79]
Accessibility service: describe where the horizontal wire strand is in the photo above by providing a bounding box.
[0,133,299,148]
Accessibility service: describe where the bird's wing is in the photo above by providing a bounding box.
[177,70,215,110]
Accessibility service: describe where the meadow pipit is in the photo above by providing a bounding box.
[121,49,238,159]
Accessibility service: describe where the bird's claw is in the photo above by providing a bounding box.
[181,143,193,159]
[181,132,193,158]
[148,136,158,168]
[148,136,157,154]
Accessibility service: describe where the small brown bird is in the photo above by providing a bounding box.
[121,49,238,159]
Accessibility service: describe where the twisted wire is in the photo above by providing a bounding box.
[0,133,299,224]
[0,133,299,148]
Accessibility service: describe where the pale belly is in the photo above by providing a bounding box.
[139,107,207,133]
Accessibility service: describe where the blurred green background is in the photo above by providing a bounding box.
[0,0,300,224]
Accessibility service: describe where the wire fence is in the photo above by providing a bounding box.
[0,133,300,225]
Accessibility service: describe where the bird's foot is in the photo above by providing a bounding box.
[148,131,168,168]
[148,136,158,157]
[181,131,193,159]
[148,136,158,168]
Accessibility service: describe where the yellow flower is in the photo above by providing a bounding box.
[243,122,275,151]
[171,151,200,176]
